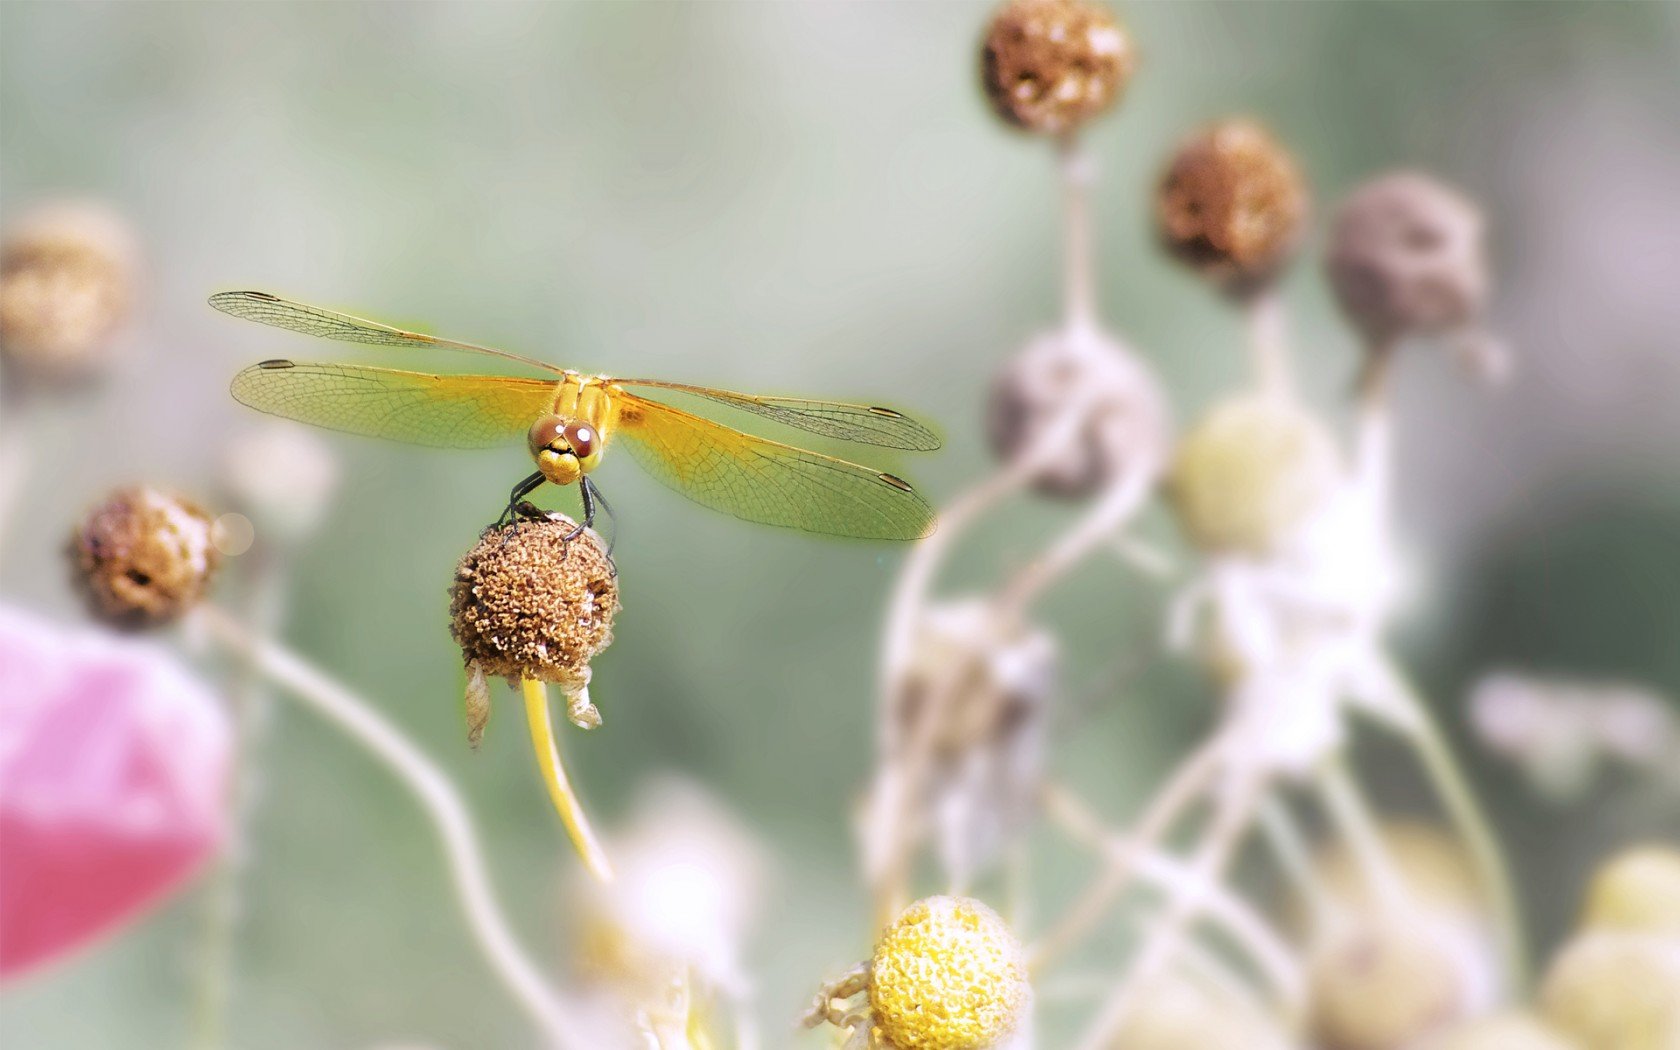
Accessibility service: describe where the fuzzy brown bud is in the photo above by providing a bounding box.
[986,329,1169,499]
[1325,172,1488,346]
[1156,120,1309,294]
[981,0,1134,136]
[0,201,138,385]
[70,486,221,627]
[449,517,618,696]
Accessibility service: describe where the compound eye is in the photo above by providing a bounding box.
[562,421,597,459]
[527,415,566,456]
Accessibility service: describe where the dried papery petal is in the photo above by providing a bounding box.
[69,486,222,628]
[448,517,618,697]
[1540,932,1680,1050]
[1580,844,1680,938]
[869,895,1030,1050]
[1156,119,1309,295]
[1325,171,1488,346]
[981,0,1134,136]
[0,200,138,386]
[986,329,1169,499]
[890,599,1055,882]
[1167,394,1341,556]
[0,604,228,979]
[464,660,491,749]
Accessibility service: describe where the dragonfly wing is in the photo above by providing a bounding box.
[211,290,565,374]
[612,378,941,451]
[231,361,555,449]
[610,391,935,540]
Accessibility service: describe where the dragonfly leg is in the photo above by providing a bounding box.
[581,476,619,571]
[496,471,546,530]
[565,476,596,542]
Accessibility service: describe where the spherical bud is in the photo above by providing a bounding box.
[1325,172,1488,346]
[869,895,1030,1050]
[1540,932,1680,1050]
[1103,972,1293,1050]
[1156,120,1309,295]
[1420,1011,1577,1050]
[986,329,1169,499]
[1307,913,1492,1050]
[0,200,138,386]
[448,517,618,695]
[1167,394,1341,556]
[981,0,1134,136]
[218,423,340,546]
[69,486,221,628]
[1579,844,1680,938]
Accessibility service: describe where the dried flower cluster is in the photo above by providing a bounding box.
[69,486,221,627]
[0,200,137,384]
[981,0,1134,136]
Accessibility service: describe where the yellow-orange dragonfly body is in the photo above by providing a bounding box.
[214,290,939,540]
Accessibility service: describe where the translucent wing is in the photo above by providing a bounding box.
[609,391,935,540]
[613,378,941,451]
[211,290,565,374]
[230,361,555,449]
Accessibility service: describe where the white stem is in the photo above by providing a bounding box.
[1256,794,1340,935]
[1246,291,1294,401]
[997,460,1156,618]
[1315,756,1411,909]
[194,606,586,1048]
[0,392,36,561]
[1061,139,1098,333]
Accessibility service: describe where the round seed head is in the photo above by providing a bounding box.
[0,200,138,386]
[1325,171,1488,346]
[449,517,618,693]
[981,0,1134,136]
[1421,1011,1577,1050]
[869,895,1030,1050]
[69,486,221,628]
[1581,843,1680,938]
[1167,394,1341,556]
[1540,932,1680,1050]
[1307,913,1489,1050]
[1156,119,1309,295]
[986,329,1169,500]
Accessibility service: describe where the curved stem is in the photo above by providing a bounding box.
[1257,794,1340,935]
[522,677,613,883]
[996,461,1155,619]
[1314,755,1411,910]
[194,606,586,1048]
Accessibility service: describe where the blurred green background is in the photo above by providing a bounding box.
[3,2,1678,1046]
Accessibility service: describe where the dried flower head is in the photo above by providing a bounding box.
[1166,393,1341,556]
[1421,1011,1577,1050]
[986,329,1169,499]
[0,200,138,385]
[981,0,1134,136]
[1103,972,1293,1050]
[449,517,618,698]
[869,895,1030,1050]
[1325,171,1488,346]
[1539,931,1680,1050]
[70,486,221,627]
[1307,913,1492,1050]
[1156,119,1309,294]
[1580,844,1680,938]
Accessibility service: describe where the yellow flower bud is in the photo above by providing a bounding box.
[1580,844,1680,938]
[1540,932,1680,1050]
[869,895,1029,1050]
[1420,1011,1577,1050]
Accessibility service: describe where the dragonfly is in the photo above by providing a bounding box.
[213,291,940,541]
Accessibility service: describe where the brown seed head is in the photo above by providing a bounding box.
[70,486,221,627]
[986,329,1169,500]
[1156,119,1309,294]
[449,517,618,694]
[0,201,138,385]
[1325,171,1488,346]
[981,0,1134,136]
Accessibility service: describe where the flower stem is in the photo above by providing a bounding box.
[521,677,613,883]
[1315,755,1411,909]
[194,606,586,1048]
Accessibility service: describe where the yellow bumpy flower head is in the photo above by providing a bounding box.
[869,895,1029,1050]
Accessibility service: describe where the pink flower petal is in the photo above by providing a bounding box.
[0,604,229,980]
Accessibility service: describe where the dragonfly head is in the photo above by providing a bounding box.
[528,414,601,486]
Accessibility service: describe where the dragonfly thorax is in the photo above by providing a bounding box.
[528,413,602,487]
